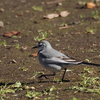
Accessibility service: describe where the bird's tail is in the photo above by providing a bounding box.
[82,62,100,67]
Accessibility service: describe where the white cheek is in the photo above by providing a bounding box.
[39,46,43,50]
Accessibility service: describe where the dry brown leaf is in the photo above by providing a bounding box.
[59,11,70,17]
[43,11,70,19]
[31,53,38,57]
[43,13,59,19]
[3,31,20,37]
[85,2,96,9]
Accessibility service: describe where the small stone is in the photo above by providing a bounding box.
[20,46,28,51]
[8,59,17,64]
[0,21,4,27]
[57,2,62,6]
[12,59,17,63]
[12,40,19,43]
[0,8,4,12]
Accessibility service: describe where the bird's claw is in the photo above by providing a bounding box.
[38,75,49,79]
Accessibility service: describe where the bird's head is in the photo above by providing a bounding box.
[33,40,52,51]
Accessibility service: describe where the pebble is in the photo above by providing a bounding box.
[12,40,19,43]
[0,8,4,12]
[0,21,4,27]
[57,2,62,6]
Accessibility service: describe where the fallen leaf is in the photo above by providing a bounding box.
[43,13,59,19]
[43,11,70,19]
[85,2,96,9]
[59,11,70,17]
[31,53,38,57]
[3,31,20,37]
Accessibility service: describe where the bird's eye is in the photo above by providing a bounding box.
[39,42,43,46]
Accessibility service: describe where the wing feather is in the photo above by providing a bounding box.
[43,56,81,64]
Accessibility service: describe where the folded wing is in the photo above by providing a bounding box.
[43,56,82,65]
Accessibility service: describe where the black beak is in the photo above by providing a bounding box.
[32,45,38,49]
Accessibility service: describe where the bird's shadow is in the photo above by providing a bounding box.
[0,82,34,86]
[0,79,70,86]
[38,80,70,83]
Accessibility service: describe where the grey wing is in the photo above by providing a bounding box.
[43,56,82,65]
[40,48,69,58]
[39,48,82,65]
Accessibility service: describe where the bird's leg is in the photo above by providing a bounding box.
[38,74,48,79]
[38,72,56,79]
[61,68,67,81]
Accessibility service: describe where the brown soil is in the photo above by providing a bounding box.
[0,0,100,100]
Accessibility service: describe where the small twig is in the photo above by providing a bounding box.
[46,0,65,4]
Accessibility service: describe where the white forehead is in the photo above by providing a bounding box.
[39,40,50,45]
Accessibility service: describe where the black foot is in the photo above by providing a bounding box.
[38,74,49,79]
[38,72,56,80]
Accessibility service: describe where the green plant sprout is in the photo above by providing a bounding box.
[25,86,56,99]
[30,71,44,79]
[34,30,48,41]
[25,90,40,99]
[0,40,20,49]
[43,86,56,95]
[15,44,20,49]
[86,27,96,34]
[60,22,66,26]
[18,66,28,71]
[32,6,43,11]
[0,40,7,46]
[53,78,61,82]
[71,97,78,100]
[0,83,15,100]
[85,59,90,62]
[65,67,100,94]
[92,10,99,19]
[79,14,84,18]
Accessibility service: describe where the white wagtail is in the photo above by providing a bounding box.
[33,40,100,81]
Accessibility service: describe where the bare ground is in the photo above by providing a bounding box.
[0,0,100,100]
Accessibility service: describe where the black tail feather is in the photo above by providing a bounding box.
[82,62,100,67]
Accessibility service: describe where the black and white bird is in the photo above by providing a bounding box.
[33,40,100,81]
